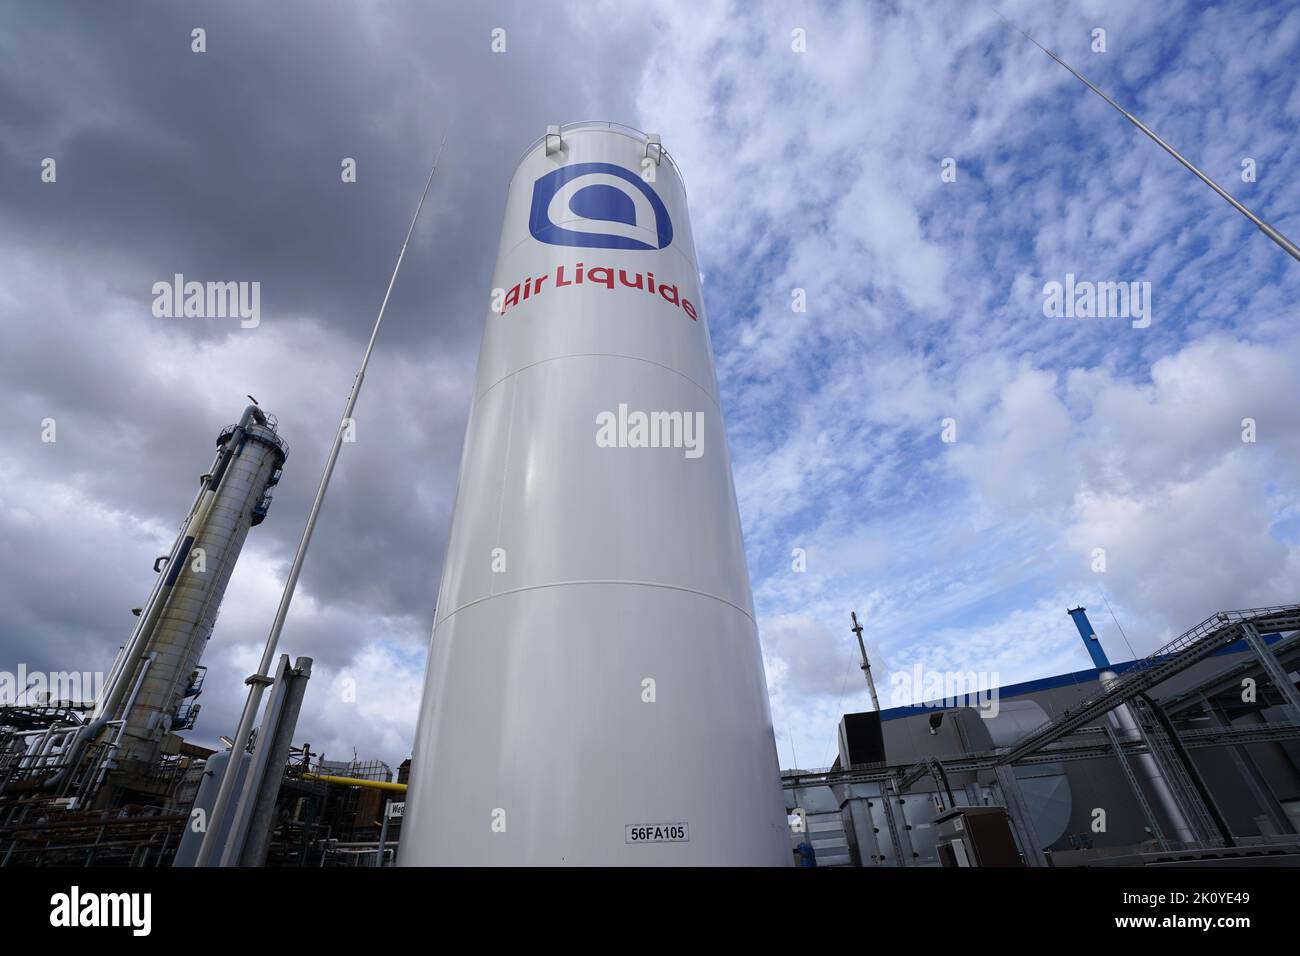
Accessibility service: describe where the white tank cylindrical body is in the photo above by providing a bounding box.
[401,124,789,865]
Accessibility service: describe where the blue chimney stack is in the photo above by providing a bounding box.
[1067,607,1111,670]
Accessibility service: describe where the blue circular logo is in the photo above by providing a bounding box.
[528,162,673,250]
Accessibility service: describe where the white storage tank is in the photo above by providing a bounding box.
[400,123,789,865]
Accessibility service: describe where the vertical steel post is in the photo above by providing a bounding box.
[1197,693,1292,835]
[220,654,290,866]
[375,799,392,867]
[993,764,1047,866]
[238,658,314,866]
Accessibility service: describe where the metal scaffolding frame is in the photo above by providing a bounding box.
[1100,719,1168,850]
[987,606,1300,772]
[785,720,1300,789]
[1160,628,1300,716]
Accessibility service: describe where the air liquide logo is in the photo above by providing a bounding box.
[529,162,672,251]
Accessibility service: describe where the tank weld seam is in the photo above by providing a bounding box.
[436,579,755,627]
[474,352,721,410]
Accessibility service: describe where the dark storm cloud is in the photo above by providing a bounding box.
[0,0,653,761]
[1,1,646,349]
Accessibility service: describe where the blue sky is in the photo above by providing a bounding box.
[634,0,1300,768]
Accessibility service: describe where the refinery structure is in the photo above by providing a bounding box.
[2,125,1298,869]
[0,405,292,861]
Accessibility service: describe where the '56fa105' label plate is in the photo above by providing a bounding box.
[625,823,689,844]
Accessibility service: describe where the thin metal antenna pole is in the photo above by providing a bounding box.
[195,131,450,866]
[850,611,881,713]
[1099,585,1137,661]
[991,7,1300,263]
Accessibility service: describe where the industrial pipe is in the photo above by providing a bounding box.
[92,655,155,792]
[236,657,314,867]
[300,773,407,793]
[1067,608,1197,845]
[1101,669,1197,845]
[1138,692,1235,848]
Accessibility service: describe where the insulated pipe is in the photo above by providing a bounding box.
[237,657,314,867]
[39,730,75,771]
[74,721,123,807]
[37,723,90,795]
[1067,608,1196,844]
[16,727,57,773]
[300,773,407,793]
[1138,692,1235,848]
[17,727,75,776]
[1101,669,1197,845]
[92,655,154,792]
[218,655,292,866]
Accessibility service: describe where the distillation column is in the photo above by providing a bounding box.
[103,407,288,782]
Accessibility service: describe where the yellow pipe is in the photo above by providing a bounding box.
[301,772,407,793]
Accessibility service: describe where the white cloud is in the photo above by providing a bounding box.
[635,1,1300,770]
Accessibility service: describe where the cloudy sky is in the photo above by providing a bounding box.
[2,0,1297,774]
